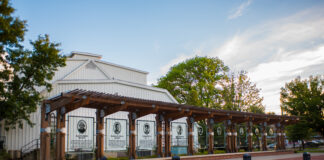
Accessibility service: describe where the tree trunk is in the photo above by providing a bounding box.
[302,140,305,150]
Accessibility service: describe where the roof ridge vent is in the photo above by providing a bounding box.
[70,51,102,59]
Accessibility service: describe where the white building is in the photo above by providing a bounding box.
[0,52,199,157]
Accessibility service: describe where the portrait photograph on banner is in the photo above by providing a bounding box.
[67,116,94,152]
[106,118,127,151]
[137,120,156,150]
[171,122,188,146]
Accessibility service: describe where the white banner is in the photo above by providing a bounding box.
[193,123,199,148]
[68,116,94,151]
[106,119,127,151]
[171,122,188,146]
[137,120,156,150]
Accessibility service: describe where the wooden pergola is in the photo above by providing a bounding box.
[40,89,298,160]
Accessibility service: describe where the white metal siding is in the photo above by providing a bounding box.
[3,108,41,151]
[96,62,147,85]
[50,60,86,83]
[64,62,108,80]
[48,83,174,103]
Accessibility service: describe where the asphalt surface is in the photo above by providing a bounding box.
[224,152,324,160]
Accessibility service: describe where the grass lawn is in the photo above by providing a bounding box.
[295,146,324,153]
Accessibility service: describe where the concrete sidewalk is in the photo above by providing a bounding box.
[225,152,324,160]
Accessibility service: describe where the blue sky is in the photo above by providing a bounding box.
[12,0,324,114]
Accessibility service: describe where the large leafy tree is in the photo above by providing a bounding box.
[156,56,229,108]
[156,57,265,114]
[221,71,265,113]
[286,122,313,150]
[0,0,66,129]
[280,75,324,137]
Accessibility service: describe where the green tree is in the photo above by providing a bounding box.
[280,75,324,137]
[0,0,66,129]
[221,71,265,113]
[286,122,313,150]
[156,56,229,108]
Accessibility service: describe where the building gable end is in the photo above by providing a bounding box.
[62,60,110,80]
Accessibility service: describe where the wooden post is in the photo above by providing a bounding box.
[281,125,286,150]
[56,108,66,160]
[156,114,163,157]
[40,103,51,160]
[207,119,214,154]
[247,122,253,152]
[186,117,194,155]
[96,109,105,159]
[225,120,232,153]
[128,112,136,159]
[275,123,281,150]
[261,122,267,151]
[231,123,238,152]
[164,118,171,157]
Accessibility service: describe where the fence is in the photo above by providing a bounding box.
[20,139,40,157]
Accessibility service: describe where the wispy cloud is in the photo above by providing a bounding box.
[213,7,324,113]
[228,0,253,20]
[157,7,324,114]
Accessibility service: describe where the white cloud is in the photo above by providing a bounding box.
[214,7,324,114]
[157,7,324,114]
[249,45,324,113]
[228,0,253,20]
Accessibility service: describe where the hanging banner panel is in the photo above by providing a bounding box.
[68,116,94,152]
[106,118,127,151]
[171,122,188,146]
[237,125,247,149]
[214,123,225,148]
[137,120,156,150]
[193,123,199,148]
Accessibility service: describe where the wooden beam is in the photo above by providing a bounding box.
[56,113,66,160]
[62,93,179,111]
[66,98,90,113]
[164,119,171,157]
[261,122,267,151]
[49,97,74,112]
[40,102,50,160]
[156,114,163,157]
[164,109,184,120]
[170,110,192,120]
[128,112,136,159]
[207,118,214,154]
[96,109,104,159]
[252,117,268,124]
[247,121,253,152]
[105,104,128,116]
[232,116,250,123]
[225,120,232,153]
[187,118,194,155]
[137,107,159,118]
[214,115,232,123]
[194,114,210,121]
[231,123,238,152]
